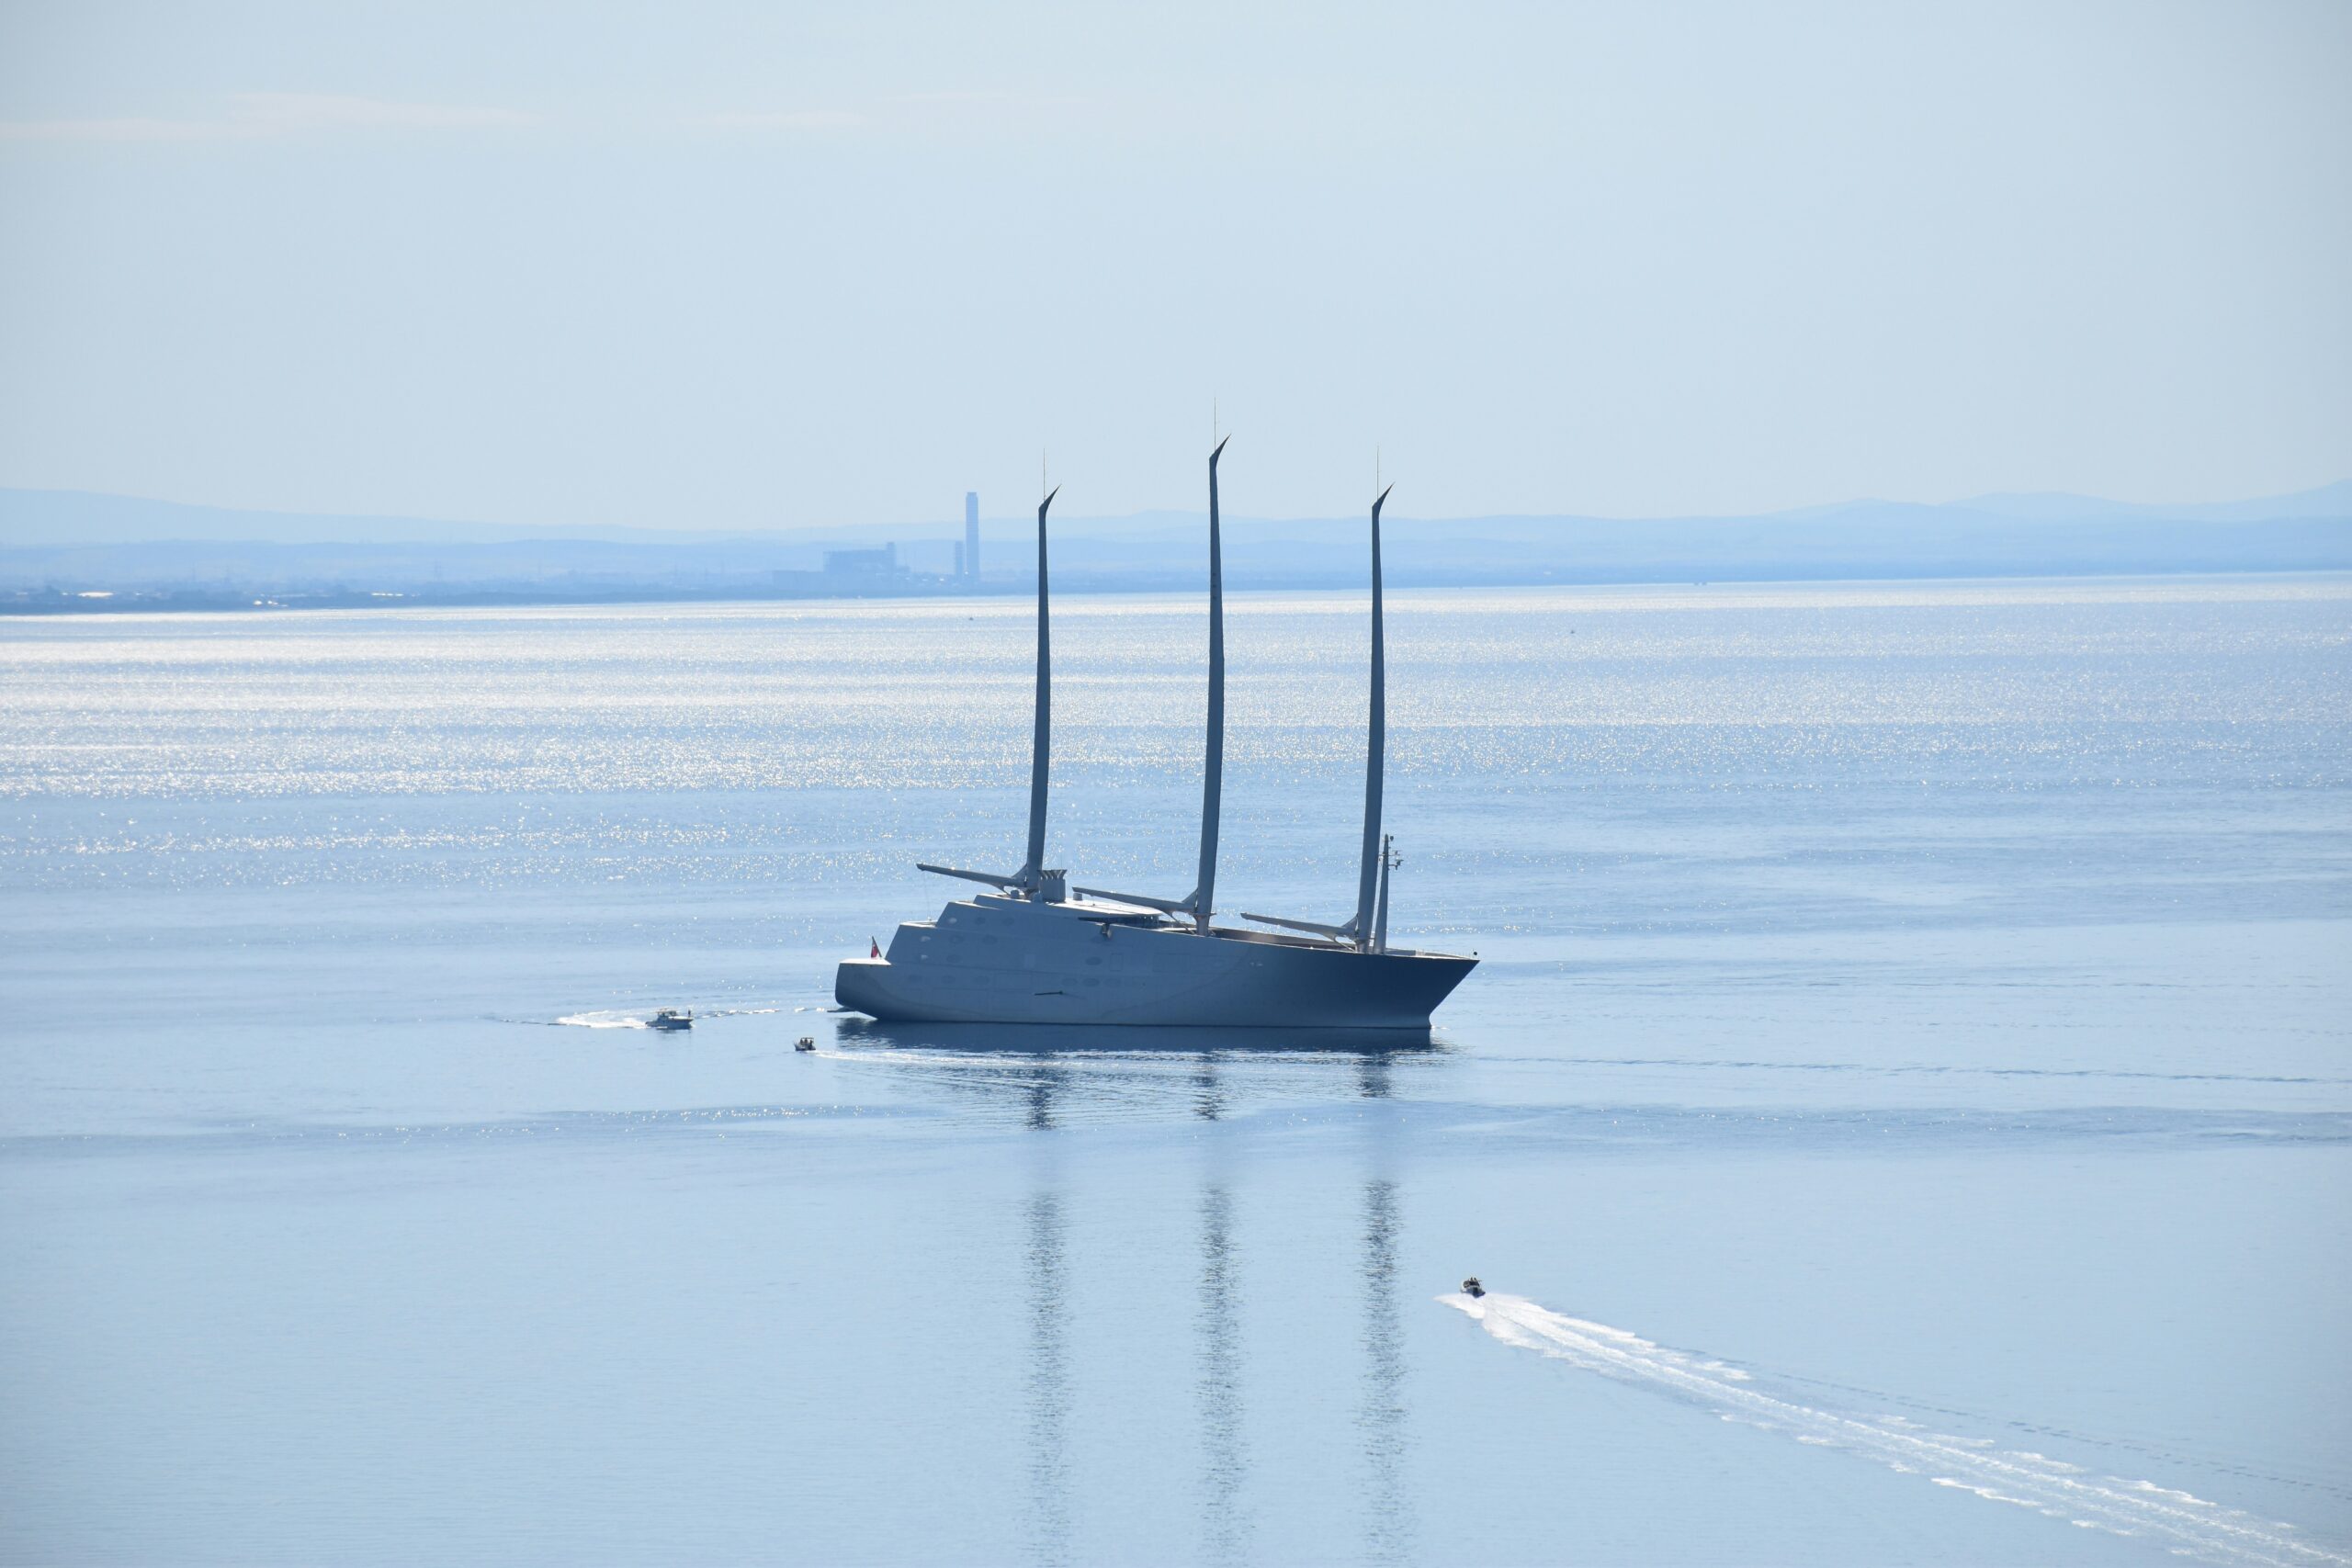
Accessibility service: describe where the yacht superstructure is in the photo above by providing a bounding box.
[833,444,1476,1029]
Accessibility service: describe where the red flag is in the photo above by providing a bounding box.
[869,937,882,959]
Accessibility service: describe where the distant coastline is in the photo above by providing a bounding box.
[5,480,2346,615]
[13,566,2352,617]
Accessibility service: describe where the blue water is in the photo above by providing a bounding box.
[3,577,2347,1564]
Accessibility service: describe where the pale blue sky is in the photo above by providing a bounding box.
[2,0,2346,531]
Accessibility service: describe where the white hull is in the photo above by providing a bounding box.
[835,893,1476,1029]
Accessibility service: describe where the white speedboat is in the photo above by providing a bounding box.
[834,442,1476,1028]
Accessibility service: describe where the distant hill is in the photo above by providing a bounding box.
[1943,480,2352,524]
[0,488,736,547]
[4,482,2346,612]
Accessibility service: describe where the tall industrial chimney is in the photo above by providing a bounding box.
[964,492,980,581]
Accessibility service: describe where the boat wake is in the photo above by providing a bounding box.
[537,1006,784,1028]
[1443,1292,2346,1567]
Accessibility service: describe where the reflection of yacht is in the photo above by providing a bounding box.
[834,443,1478,1028]
[832,1019,1437,1131]
[833,1018,1438,1057]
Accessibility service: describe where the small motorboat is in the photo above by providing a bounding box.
[648,1010,694,1032]
[795,1036,816,1052]
[1461,1276,1486,1298]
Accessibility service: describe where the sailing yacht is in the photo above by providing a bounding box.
[832,445,1477,1028]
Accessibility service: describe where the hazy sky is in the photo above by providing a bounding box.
[2,1,2346,531]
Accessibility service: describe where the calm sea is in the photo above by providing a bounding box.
[3,577,2347,1565]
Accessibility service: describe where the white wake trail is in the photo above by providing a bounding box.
[1444,1293,2346,1568]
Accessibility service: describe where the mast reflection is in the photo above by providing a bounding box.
[1354,1037,1414,1562]
[1356,1175,1411,1563]
[1196,1179,1249,1563]
[1192,1049,1227,1122]
[1025,1187,1071,1565]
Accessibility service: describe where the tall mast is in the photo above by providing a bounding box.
[1023,484,1059,894]
[1191,435,1230,930]
[1351,484,1393,947]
